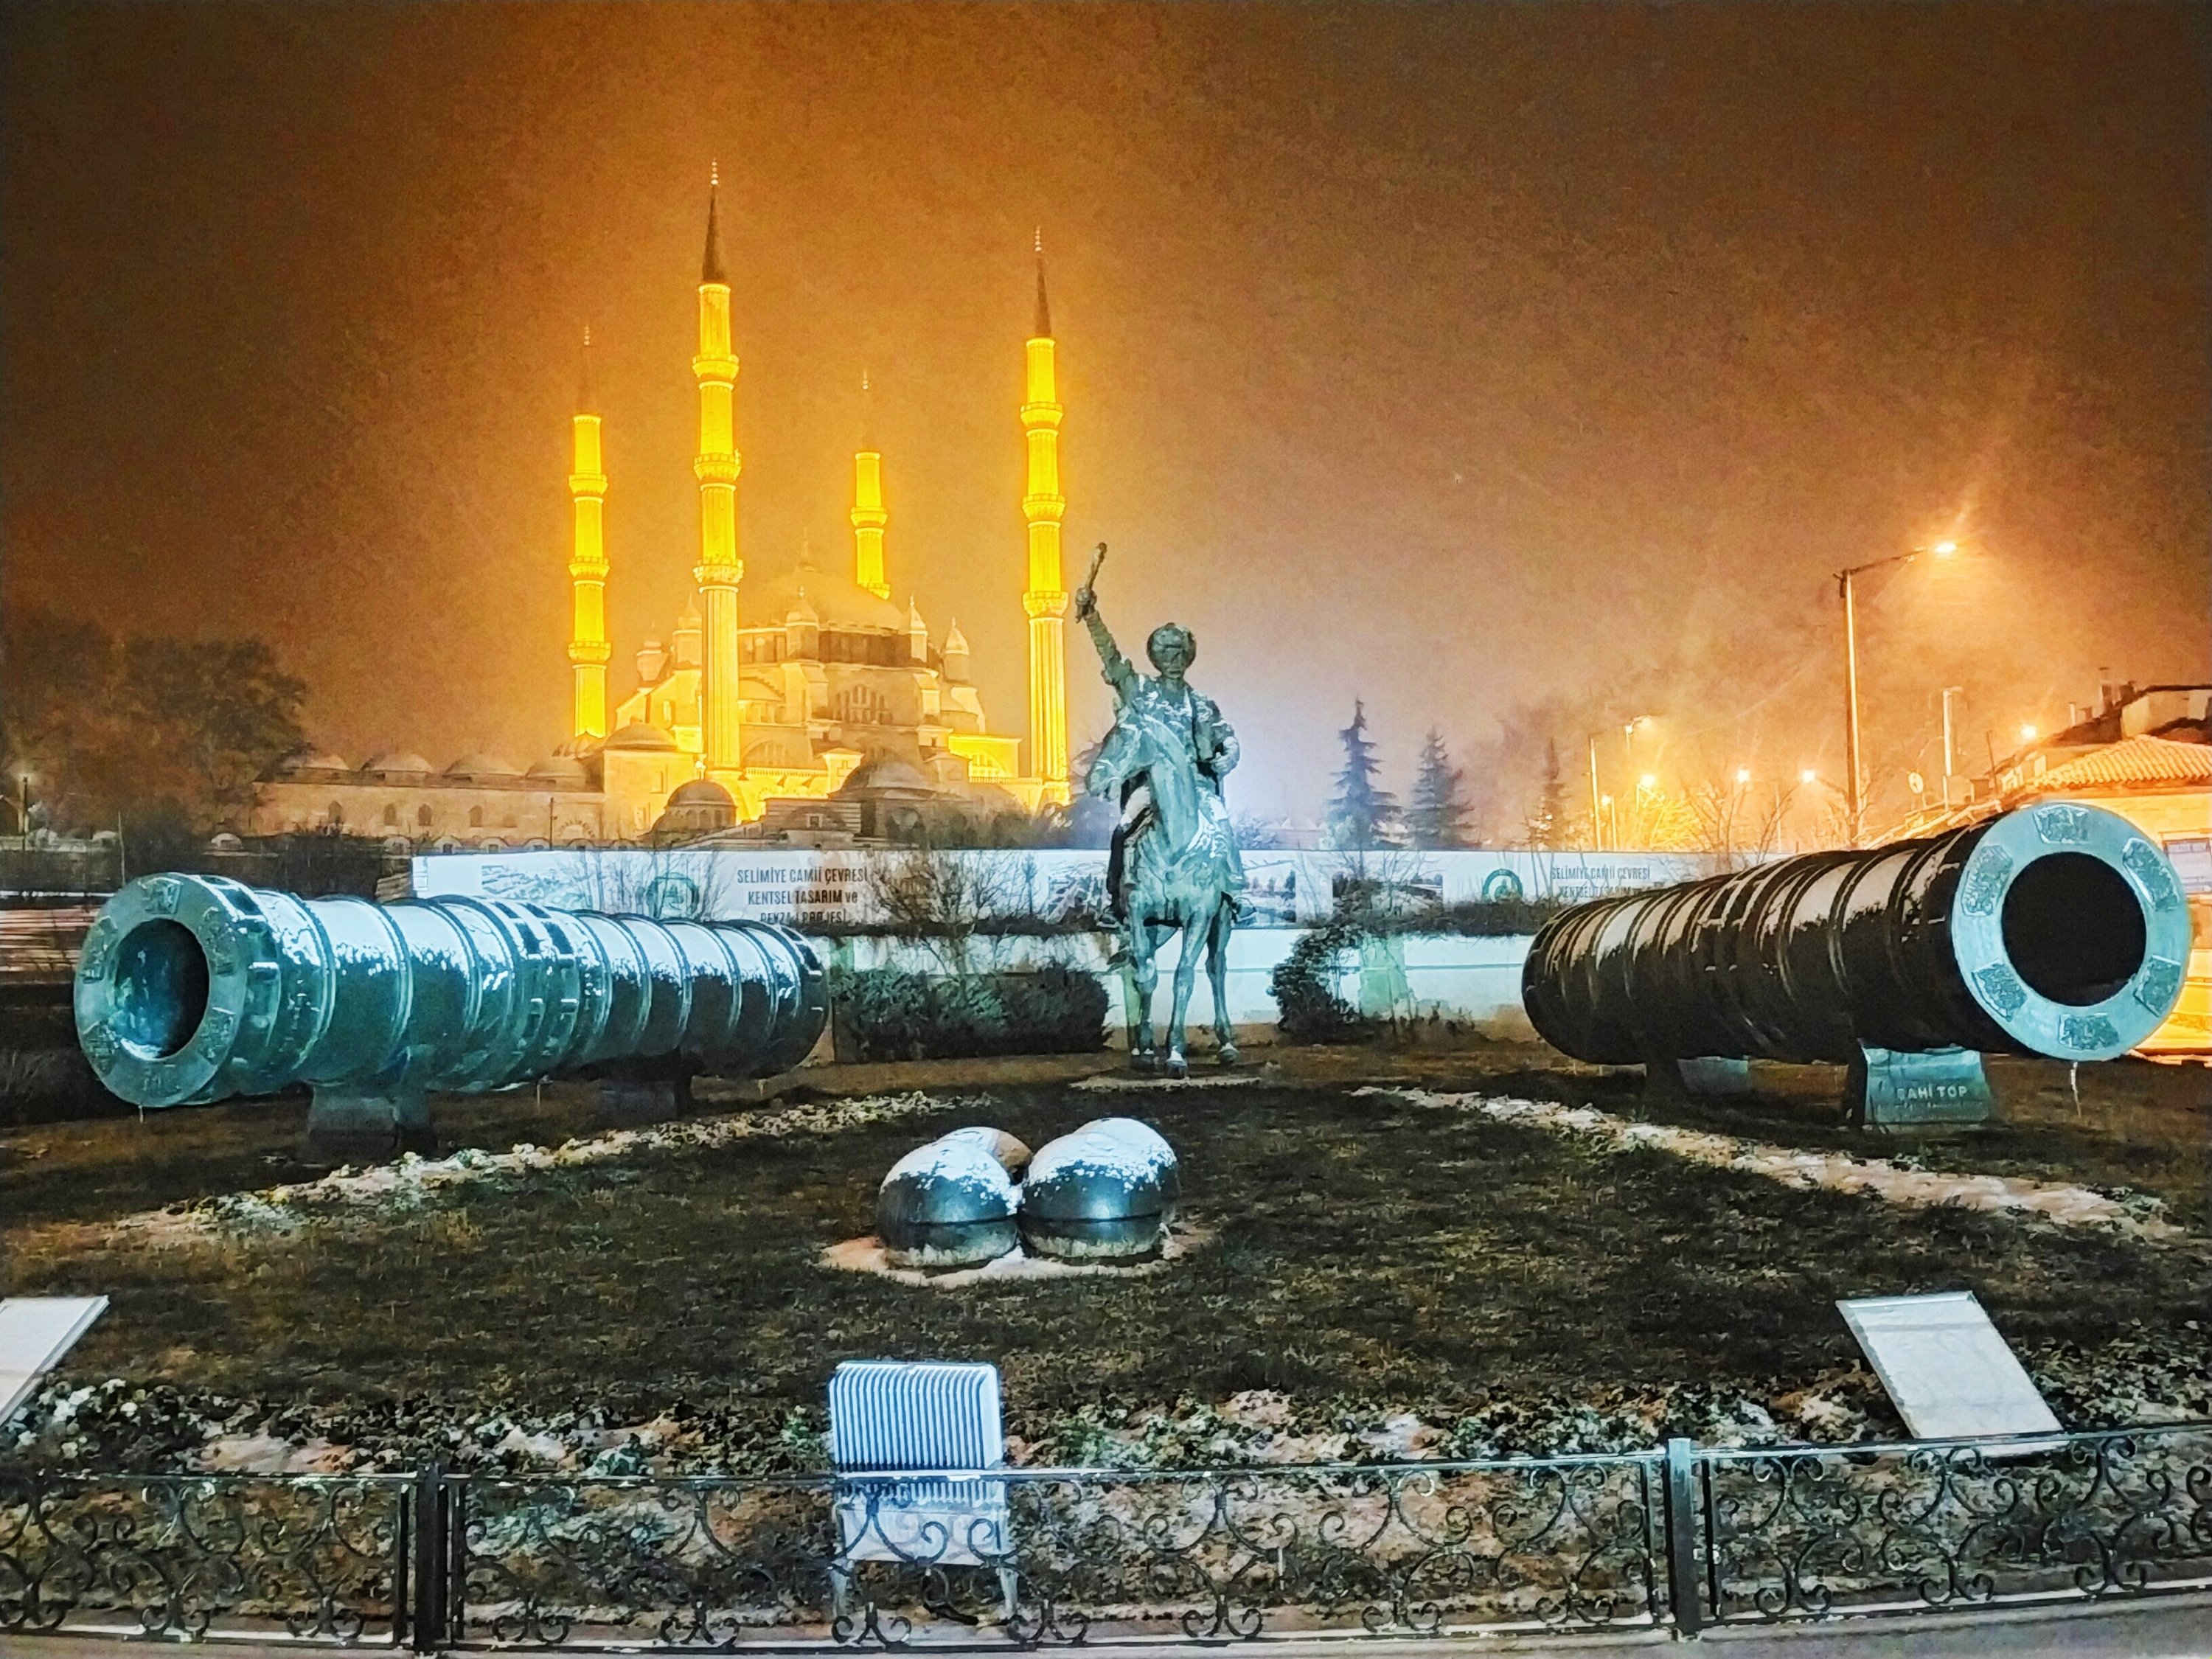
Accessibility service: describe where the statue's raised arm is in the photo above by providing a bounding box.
[1073,543,1138,704]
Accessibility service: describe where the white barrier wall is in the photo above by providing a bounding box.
[411,846,1737,930]
[810,928,1534,1031]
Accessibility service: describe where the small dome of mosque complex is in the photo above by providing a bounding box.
[247,184,1076,844]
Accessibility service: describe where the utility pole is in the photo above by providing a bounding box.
[1834,540,1955,848]
[1587,737,1603,851]
[1940,686,1963,808]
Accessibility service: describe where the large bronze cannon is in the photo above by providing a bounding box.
[1521,804,2190,1115]
[74,872,827,1159]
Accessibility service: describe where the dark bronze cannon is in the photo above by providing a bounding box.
[1521,804,2189,1079]
[74,872,827,1158]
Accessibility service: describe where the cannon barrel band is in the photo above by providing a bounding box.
[74,872,828,1110]
[1521,804,2190,1066]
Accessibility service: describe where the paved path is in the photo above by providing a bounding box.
[10,1592,2211,1659]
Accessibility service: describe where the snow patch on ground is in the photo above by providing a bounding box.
[1364,1088,2184,1239]
[1073,1071,1265,1091]
[107,1091,973,1245]
[824,1221,1208,1288]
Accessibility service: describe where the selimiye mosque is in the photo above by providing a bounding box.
[251,173,1073,847]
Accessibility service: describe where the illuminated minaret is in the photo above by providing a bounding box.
[566,327,611,741]
[1021,232,1071,798]
[851,369,889,599]
[693,164,744,778]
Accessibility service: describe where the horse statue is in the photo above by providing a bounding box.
[1074,545,1247,1077]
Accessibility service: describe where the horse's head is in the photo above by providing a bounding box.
[1084,718,1144,802]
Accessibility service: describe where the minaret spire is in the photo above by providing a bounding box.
[1033,228,1051,338]
[702,163,726,284]
[566,324,611,740]
[1021,232,1070,800]
[852,367,889,599]
[692,166,744,791]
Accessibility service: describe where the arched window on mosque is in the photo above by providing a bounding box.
[467,805,484,828]
[383,804,400,827]
[417,804,433,828]
[327,801,344,827]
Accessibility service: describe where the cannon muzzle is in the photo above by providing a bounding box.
[74,874,828,1125]
[1521,804,2189,1066]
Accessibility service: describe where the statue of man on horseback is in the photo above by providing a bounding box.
[1074,543,1247,1077]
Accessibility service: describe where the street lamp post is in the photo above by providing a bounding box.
[1836,541,1953,846]
[1587,736,1603,850]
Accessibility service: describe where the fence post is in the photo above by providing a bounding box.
[411,1461,448,1654]
[1663,1438,1704,1637]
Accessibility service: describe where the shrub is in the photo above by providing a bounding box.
[829,965,1109,1062]
[1267,922,1377,1045]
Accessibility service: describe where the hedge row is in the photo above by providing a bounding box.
[828,966,1110,1062]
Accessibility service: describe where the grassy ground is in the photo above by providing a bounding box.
[4,1043,2206,1470]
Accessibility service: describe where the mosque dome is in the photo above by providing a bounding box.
[526,754,593,787]
[748,563,905,633]
[835,754,936,798]
[445,753,521,780]
[282,749,351,773]
[602,721,681,752]
[651,776,737,839]
[361,750,434,776]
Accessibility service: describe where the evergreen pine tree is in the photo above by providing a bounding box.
[1523,737,1566,849]
[1406,728,1472,849]
[1326,700,1399,849]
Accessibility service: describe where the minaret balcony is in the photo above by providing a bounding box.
[1022,588,1069,618]
[691,352,740,383]
[1020,400,1064,428]
[850,506,887,530]
[692,559,745,588]
[566,556,610,580]
[566,639,613,664]
[567,470,608,496]
[1021,492,1067,521]
[693,455,742,484]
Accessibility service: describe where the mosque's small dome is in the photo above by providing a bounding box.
[666,778,734,809]
[361,750,434,775]
[785,589,821,626]
[283,749,351,773]
[526,754,593,787]
[445,753,521,779]
[651,776,737,839]
[835,754,936,797]
[602,722,681,752]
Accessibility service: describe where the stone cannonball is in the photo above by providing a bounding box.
[876,1127,1032,1269]
[1018,1117,1179,1262]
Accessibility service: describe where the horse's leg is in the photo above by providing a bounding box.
[1208,898,1239,1065]
[1166,906,1203,1079]
[1127,922,1160,1071]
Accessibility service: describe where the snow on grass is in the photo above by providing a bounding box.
[115,1091,973,1245]
[823,1221,1209,1289]
[1365,1088,2184,1239]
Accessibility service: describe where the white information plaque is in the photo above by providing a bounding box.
[1838,1291,2061,1441]
[0,1296,110,1426]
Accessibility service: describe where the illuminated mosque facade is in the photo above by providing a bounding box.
[251,178,1072,847]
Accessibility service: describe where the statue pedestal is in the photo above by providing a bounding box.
[302,1085,436,1167]
[1848,1046,1994,1128]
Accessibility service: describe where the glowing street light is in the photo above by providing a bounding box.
[2017,723,2038,744]
[1735,767,1753,786]
[1638,772,1658,790]
[1800,768,1819,786]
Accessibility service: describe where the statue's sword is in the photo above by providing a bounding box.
[1083,541,1108,594]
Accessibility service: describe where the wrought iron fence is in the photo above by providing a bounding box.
[0,1468,409,1644]
[1700,1422,2212,1625]
[3,1422,2208,1650]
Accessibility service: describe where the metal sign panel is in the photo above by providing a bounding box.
[0,1296,109,1425]
[1837,1290,2059,1440]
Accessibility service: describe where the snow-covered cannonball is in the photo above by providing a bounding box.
[1018,1117,1179,1262]
[876,1126,1031,1269]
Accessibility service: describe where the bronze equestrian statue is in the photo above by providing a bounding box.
[1074,544,1247,1076]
